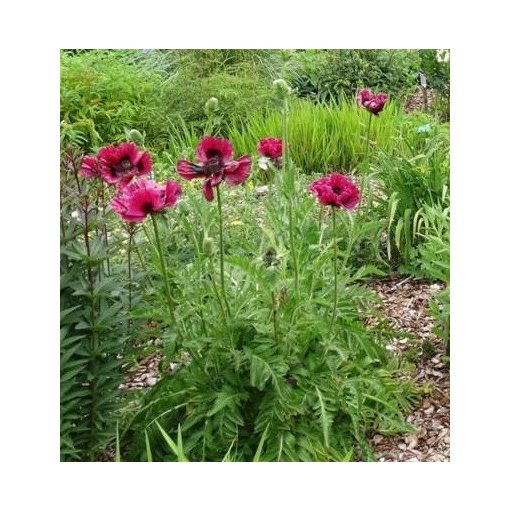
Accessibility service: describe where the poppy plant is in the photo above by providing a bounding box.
[79,156,101,180]
[257,137,283,168]
[111,178,182,224]
[309,172,360,328]
[97,142,152,186]
[177,136,251,202]
[111,177,182,338]
[356,89,388,116]
[357,89,388,162]
[308,172,360,210]
[177,136,251,318]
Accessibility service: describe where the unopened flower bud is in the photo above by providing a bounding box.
[204,97,219,116]
[127,129,145,146]
[272,79,292,98]
[203,236,214,257]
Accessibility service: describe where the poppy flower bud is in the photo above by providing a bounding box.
[203,236,215,257]
[273,79,292,98]
[127,129,145,146]
[204,97,219,117]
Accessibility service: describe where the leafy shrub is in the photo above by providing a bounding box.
[60,51,169,153]
[159,71,274,132]
[61,50,277,153]
[377,126,450,266]
[286,50,421,103]
[413,202,450,282]
[171,49,280,78]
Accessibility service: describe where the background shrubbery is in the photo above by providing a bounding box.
[285,49,422,102]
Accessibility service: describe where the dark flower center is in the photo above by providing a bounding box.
[206,149,222,159]
[203,155,222,176]
[332,186,343,195]
[120,159,132,172]
[141,202,154,214]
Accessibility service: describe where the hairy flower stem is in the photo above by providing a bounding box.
[216,187,231,318]
[331,208,338,328]
[288,200,299,293]
[364,113,373,164]
[127,226,134,333]
[271,291,279,344]
[282,98,299,293]
[209,260,227,323]
[150,214,180,339]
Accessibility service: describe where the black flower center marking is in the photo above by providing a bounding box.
[120,159,132,171]
[141,202,154,214]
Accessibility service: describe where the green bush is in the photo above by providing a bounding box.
[418,49,450,120]
[286,50,421,103]
[159,71,274,132]
[376,125,450,267]
[60,50,168,152]
[61,50,277,154]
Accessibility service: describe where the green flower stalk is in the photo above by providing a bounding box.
[309,173,361,328]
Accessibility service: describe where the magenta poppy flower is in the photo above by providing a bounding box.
[309,172,360,210]
[111,178,181,223]
[79,156,101,180]
[98,142,152,186]
[257,138,283,160]
[357,89,388,115]
[177,136,251,201]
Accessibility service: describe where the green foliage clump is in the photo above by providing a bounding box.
[117,166,418,462]
[418,49,450,120]
[60,50,167,152]
[376,124,450,267]
[160,71,274,132]
[60,148,132,460]
[286,50,421,102]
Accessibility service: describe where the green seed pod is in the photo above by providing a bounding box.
[272,79,292,98]
[204,97,219,117]
[127,129,145,146]
[203,236,215,257]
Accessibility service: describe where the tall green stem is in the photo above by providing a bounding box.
[216,187,231,318]
[271,291,278,344]
[288,199,299,293]
[127,226,134,333]
[150,214,180,338]
[331,208,338,327]
[364,113,373,165]
[282,97,299,293]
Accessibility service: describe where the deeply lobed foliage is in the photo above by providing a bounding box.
[117,166,419,461]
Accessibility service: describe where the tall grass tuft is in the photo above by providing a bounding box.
[227,97,405,173]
